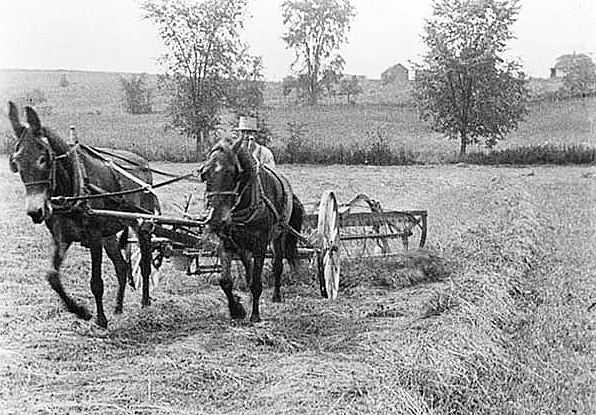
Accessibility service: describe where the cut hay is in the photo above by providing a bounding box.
[340,248,451,294]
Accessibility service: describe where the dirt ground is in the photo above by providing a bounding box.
[1,160,594,414]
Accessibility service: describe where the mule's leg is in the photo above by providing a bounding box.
[89,232,108,328]
[137,228,152,307]
[271,238,284,303]
[47,238,92,320]
[118,227,135,288]
[219,250,246,320]
[250,255,265,323]
[103,235,129,314]
[238,250,254,289]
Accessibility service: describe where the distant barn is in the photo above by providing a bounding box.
[381,63,409,85]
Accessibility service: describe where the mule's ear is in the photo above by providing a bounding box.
[8,153,18,173]
[231,138,244,154]
[229,138,245,173]
[8,101,24,137]
[25,106,41,133]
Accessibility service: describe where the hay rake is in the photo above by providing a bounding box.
[123,191,427,300]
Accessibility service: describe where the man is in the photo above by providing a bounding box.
[235,116,276,167]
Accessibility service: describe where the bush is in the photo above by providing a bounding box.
[275,124,419,165]
[16,89,47,107]
[119,74,153,114]
[464,144,596,165]
[59,75,69,88]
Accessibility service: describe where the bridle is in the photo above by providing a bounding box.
[13,129,71,194]
[202,148,281,227]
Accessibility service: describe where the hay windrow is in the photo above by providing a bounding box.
[375,180,549,414]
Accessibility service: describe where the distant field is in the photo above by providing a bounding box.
[1,69,595,162]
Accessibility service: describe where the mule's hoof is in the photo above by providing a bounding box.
[272,293,283,303]
[229,302,246,320]
[74,305,92,321]
[97,317,108,329]
[141,299,151,308]
[250,313,261,323]
[114,306,123,315]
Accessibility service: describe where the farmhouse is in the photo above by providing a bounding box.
[550,52,594,78]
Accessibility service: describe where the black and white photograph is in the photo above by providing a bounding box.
[0,0,595,413]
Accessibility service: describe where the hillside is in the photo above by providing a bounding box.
[1,68,595,163]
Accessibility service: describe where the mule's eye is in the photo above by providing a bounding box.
[38,155,47,167]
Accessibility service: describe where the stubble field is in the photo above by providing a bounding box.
[1,159,595,414]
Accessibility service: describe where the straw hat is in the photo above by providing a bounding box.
[234,116,259,132]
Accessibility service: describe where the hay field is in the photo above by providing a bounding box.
[1,160,595,414]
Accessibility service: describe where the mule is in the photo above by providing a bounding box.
[200,138,304,322]
[7,102,158,328]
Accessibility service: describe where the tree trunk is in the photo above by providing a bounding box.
[459,133,467,158]
[196,129,208,161]
[196,131,202,162]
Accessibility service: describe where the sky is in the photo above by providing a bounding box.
[0,0,594,80]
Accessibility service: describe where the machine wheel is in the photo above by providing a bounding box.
[316,190,341,299]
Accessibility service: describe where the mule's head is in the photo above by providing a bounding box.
[7,102,54,223]
[200,138,255,230]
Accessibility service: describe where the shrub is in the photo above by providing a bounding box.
[59,75,69,88]
[276,123,420,165]
[464,143,596,165]
[1,131,15,154]
[284,121,309,163]
[119,74,153,114]
[16,89,47,107]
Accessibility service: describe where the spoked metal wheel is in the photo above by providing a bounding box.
[316,190,341,299]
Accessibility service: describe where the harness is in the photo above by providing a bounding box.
[204,154,292,241]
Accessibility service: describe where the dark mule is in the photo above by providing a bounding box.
[200,139,304,322]
[7,102,158,328]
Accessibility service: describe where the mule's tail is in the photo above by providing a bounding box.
[285,194,304,268]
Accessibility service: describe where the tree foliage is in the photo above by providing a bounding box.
[413,0,528,156]
[226,56,266,116]
[282,0,355,105]
[558,53,596,97]
[142,0,260,158]
[339,75,363,104]
[119,74,153,114]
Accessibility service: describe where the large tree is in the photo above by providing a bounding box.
[414,0,528,156]
[282,0,355,105]
[142,0,260,159]
[557,53,596,97]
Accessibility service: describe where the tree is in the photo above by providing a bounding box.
[142,0,258,159]
[226,56,266,117]
[339,75,363,104]
[558,53,596,97]
[119,74,153,114]
[413,0,528,157]
[282,0,355,105]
